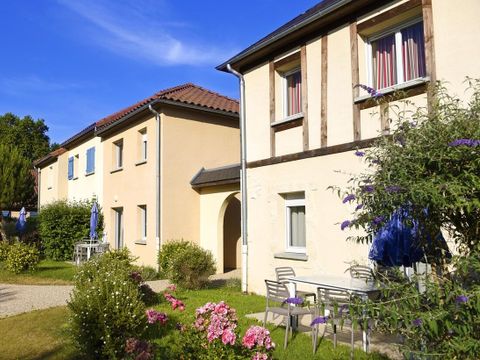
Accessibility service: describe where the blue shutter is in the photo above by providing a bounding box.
[68,157,74,179]
[86,147,95,174]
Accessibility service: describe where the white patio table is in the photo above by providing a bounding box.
[285,273,380,352]
[75,242,100,265]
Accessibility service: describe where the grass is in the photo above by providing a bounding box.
[0,260,76,285]
[0,280,389,359]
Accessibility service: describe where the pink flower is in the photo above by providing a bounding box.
[171,299,185,311]
[242,331,256,349]
[166,284,177,292]
[145,309,168,325]
[252,353,268,360]
[242,326,275,351]
[221,328,236,345]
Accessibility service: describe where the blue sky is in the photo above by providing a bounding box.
[0,0,319,144]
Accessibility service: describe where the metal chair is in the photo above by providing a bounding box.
[313,287,354,354]
[264,279,314,349]
[275,266,317,303]
[73,242,88,265]
[347,265,375,280]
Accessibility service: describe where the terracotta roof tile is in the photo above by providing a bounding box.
[96,83,238,130]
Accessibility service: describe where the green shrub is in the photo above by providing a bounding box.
[158,240,216,289]
[68,249,147,359]
[38,200,103,261]
[0,242,10,261]
[4,242,40,273]
[138,265,160,281]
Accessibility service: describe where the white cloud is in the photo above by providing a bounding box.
[57,0,233,66]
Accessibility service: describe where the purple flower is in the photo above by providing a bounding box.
[361,185,375,193]
[354,150,365,157]
[412,318,423,327]
[449,139,480,147]
[354,84,383,98]
[371,159,381,165]
[283,297,303,305]
[342,194,356,203]
[355,204,363,211]
[340,220,351,231]
[311,316,329,326]
[455,295,469,304]
[372,216,385,226]
[339,304,349,315]
[385,185,402,193]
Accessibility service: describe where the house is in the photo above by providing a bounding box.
[35,83,240,268]
[218,0,480,294]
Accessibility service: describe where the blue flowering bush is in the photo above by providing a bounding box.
[335,80,480,358]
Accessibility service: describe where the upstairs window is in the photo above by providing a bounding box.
[86,147,95,175]
[139,128,147,162]
[113,139,123,169]
[68,156,74,180]
[369,20,426,90]
[284,68,302,117]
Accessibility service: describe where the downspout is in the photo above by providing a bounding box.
[35,166,40,211]
[226,64,248,293]
[148,104,161,254]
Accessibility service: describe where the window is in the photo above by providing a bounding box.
[285,194,306,253]
[139,129,147,162]
[86,147,95,174]
[138,205,147,241]
[113,139,123,169]
[283,68,302,117]
[68,156,74,180]
[368,20,426,90]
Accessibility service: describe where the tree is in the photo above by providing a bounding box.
[0,112,52,162]
[339,80,480,256]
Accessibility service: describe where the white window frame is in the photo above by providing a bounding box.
[138,205,147,241]
[282,67,302,118]
[285,195,306,254]
[114,139,123,169]
[366,17,424,90]
[140,130,147,161]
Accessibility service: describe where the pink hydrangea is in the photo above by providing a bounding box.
[164,292,185,311]
[221,328,236,345]
[242,326,275,351]
[194,301,238,345]
[252,352,268,360]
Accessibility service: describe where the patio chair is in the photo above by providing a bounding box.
[275,266,317,303]
[264,279,315,349]
[73,241,88,265]
[93,242,109,256]
[347,265,375,281]
[313,287,354,354]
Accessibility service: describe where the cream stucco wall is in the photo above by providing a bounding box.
[246,152,370,295]
[198,185,240,274]
[65,137,104,204]
[38,154,68,208]
[161,107,239,246]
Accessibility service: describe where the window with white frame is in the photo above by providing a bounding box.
[113,139,123,169]
[139,128,147,162]
[283,68,302,117]
[285,194,306,253]
[68,155,79,180]
[138,205,147,241]
[86,146,95,174]
[367,19,426,90]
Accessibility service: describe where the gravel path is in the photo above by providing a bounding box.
[0,270,240,318]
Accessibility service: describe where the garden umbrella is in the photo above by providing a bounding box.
[15,207,27,234]
[89,202,98,240]
[368,208,450,267]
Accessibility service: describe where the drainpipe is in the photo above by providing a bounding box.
[148,104,161,254]
[35,166,40,211]
[226,64,248,293]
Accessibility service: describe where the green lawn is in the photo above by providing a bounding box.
[0,281,389,359]
[0,260,76,285]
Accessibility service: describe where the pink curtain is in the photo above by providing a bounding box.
[373,34,397,89]
[402,22,426,81]
[287,71,302,116]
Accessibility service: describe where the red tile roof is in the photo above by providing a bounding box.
[96,83,239,130]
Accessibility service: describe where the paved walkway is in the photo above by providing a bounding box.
[0,269,241,318]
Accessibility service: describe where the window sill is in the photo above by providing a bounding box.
[354,77,429,104]
[47,186,52,190]
[271,113,304,127]
[85,171,95,177]
[72,176,79,181]
[135,160,147,166]
[274,252,308,261]
[110,167,123,174]
[135,240,147,245]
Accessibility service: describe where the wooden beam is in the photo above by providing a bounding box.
[300,45,309,151]
[380,102,390,134]
[422,0,436,109]
[350,21,361,141]
[272,117,304,132]
[248,137,378,169]
[274,51,301,69]
[269,60,276,157]
[321,35,328,148]
[357,82,427,110]
[357,0,422,33]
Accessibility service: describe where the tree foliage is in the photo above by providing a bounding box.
[0,112,52,162]
[0,144,36,210]
[340,80,480,256]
